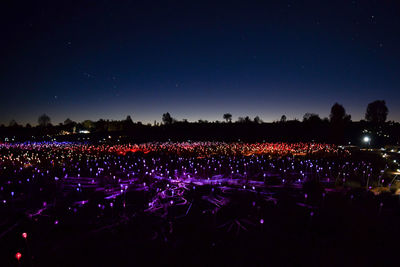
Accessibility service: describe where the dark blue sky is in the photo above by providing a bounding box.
[1,0,400,125]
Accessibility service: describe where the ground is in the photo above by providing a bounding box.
[0,142,399,266]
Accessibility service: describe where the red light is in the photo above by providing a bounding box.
[22,232,27,239]
[15,252,22,261]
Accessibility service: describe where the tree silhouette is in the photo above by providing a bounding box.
[253,116,263,124]
[82,120,95,130]
[9,119,18,127]
[38,114,51,127]
[162,112,174,125]
[123,115,134,130]
[64,118,75,125]
[365,100,388,124]
[126,115,133,123]
[237,116,251,123]
[329,103,351,124]
[223,113,232,123]
[280,115,287,123]
[328,103,350,144]
[303,113,321,123]
[95,119,107,132]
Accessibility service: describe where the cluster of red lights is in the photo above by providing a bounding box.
[1,142,340,158]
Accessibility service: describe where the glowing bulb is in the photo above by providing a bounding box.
[15,252,22,261]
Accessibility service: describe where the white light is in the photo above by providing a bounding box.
[363,136,371,143]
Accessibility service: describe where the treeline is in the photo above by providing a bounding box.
[1,100,399,145]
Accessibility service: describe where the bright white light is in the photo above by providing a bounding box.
[363,136,371,143]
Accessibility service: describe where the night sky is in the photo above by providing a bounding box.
[1,0,400,125]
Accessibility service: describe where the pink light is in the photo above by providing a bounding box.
[22,232,27,239]
[15,252,22,261]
